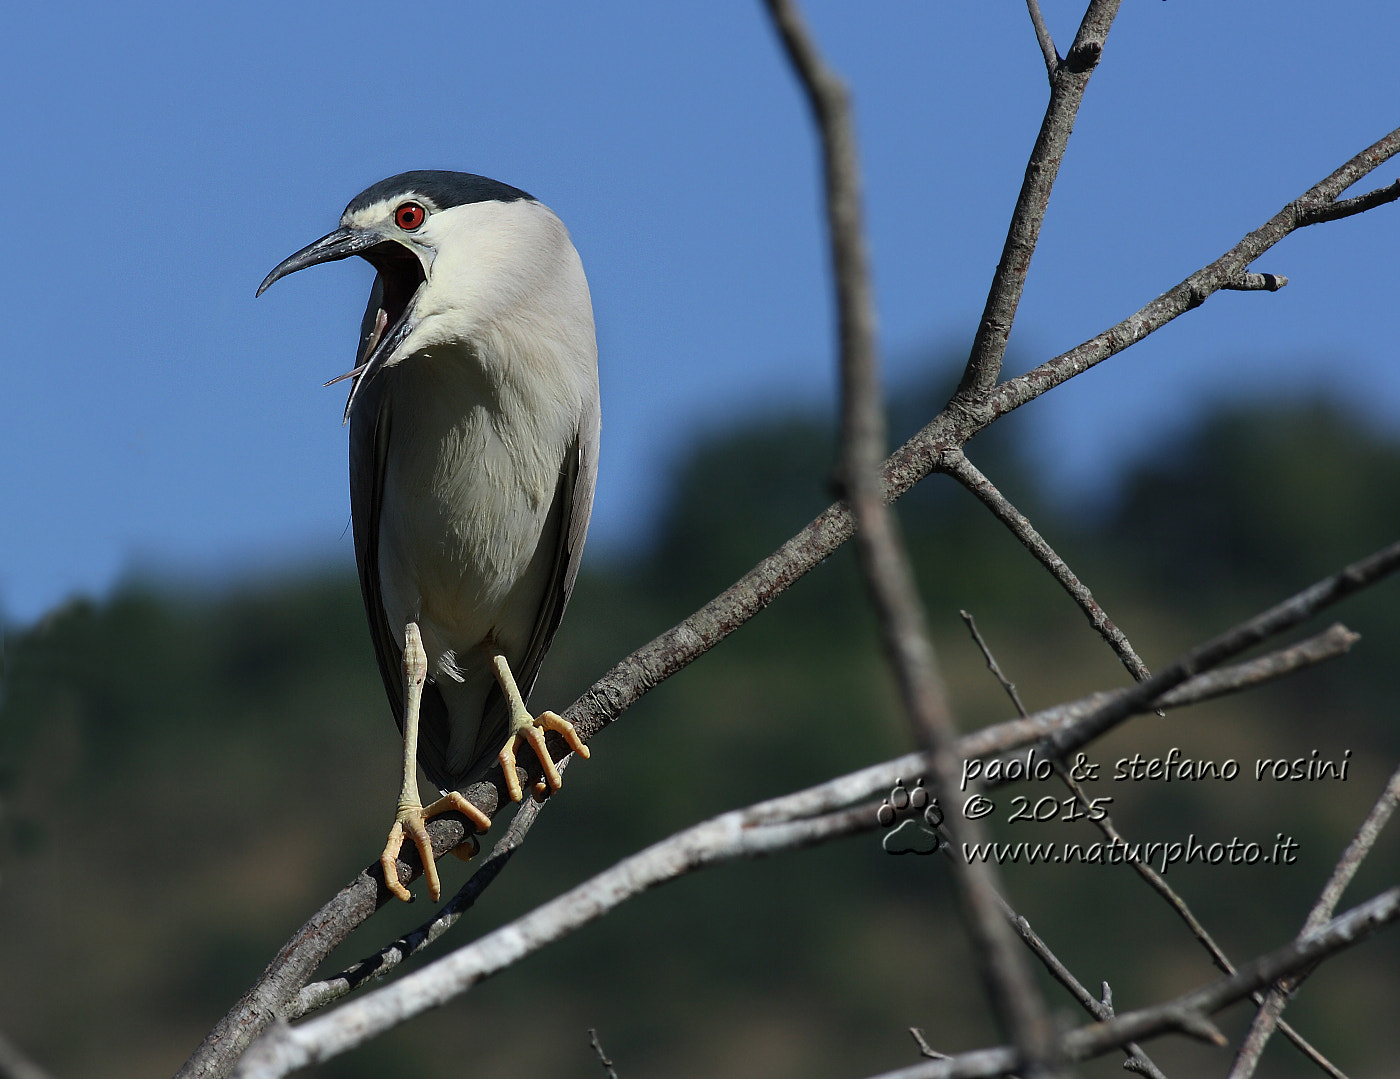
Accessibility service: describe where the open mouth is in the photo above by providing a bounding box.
[259,226,429,421]
[329,242,427,420]
[365,242,426,349]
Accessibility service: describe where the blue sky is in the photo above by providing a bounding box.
[3,2,1397,624]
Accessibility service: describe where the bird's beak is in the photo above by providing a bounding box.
[258,225,428,421]
[256,226,385,296]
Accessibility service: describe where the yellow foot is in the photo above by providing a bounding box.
[379,791,491,902]
[497,710,590,802]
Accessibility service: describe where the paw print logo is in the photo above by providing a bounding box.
[878,777,944,855]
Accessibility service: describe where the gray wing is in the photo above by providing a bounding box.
[348,275,455,784]
[465,387,601,775]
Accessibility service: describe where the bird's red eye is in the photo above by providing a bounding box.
[395,202,426,231]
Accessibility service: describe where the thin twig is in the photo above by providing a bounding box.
[909,1029,949,1060]
[948,452,1152,683]
[961,608,1350,1076]
[1296,176,1400,225]
[1025,0,1059,79]
[957,613,1165,1078]
[969,623,1359,783]
[1227,762,1400,1079]
[588,1029,620,1079]
[765,0,1059,1069]
[988,889,1167,1078]
[960,610,1029,717]
[954,0,1122,398]
[855,888,1400,1079]
[978,127,1400,421]
[1035,541,1400,764]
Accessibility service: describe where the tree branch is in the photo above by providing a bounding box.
[1025,0,1059,80]
[1035,539,1400,763]
[287,793,545,1020]
[969,614,1350,1077]
[963,622,1357,774]
[764,0,1059,1069]
[1296,176,1400,225]
[1220,272,1288,291]
[948,451,1152,683]
[960,610,1030,718]
[988,890,1167,1078]
[979,126,1400,420]
[233,609,1368,1075]
[954,0,1121,399]
[857,887,1400,1079]
[188,579,1364,1077]
[232,800,875,1077]
[1227,761,1400,1079]
[1057,771,1350,1078]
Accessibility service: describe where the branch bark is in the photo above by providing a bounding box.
[948,451,1152,683]
[953,0,1121,399]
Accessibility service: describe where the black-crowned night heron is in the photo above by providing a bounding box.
[258,171,598,901]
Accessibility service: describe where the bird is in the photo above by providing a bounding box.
[258,170,599,902]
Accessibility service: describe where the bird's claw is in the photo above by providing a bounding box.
[497,710,590,802]
[379,792,490,902]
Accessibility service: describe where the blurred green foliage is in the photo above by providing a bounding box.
[2,392,1398,1078]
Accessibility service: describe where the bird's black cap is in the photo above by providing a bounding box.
[344,171,534,215]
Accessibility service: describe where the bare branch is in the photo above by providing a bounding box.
[1037,540,1400,763]
[228,607,1371,1075]
[954,0,1121,398]
[973,617,1339,1076]
[1227,761,1400,1079]
[990,891,1167,1078]
[765,0,1058,1068]
[1301,763,1400,933]
[1153,624,1358,708]
[967,623,1358,771]
[960,610,1030,717]
[963,611,1352,1074]
[857,887,1400,1079]
[1025,0,1059,80]
[981,126,1400,419]
[188,586,1364,1077]
[948,452,1152,683]
[1297,176,1400,225]
[1063,889,1400,1059]
[909,1029,949,1060]
[588,1029,620,1079]
[233,801,874,1077]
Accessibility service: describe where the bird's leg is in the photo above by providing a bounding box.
[492,652,590,802]
[380,623,491,902]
